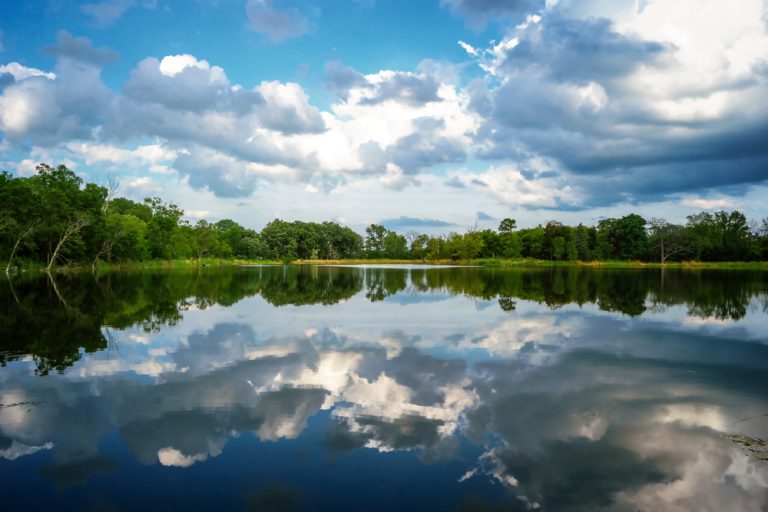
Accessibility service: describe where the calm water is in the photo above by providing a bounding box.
[1,266,767,511]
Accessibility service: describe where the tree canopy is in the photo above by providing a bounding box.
[1,164,767,269]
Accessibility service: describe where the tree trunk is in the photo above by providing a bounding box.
[6,237,22,276]
[5,225,34,275]
[47,217,88,273]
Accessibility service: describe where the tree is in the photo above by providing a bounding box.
[573,224,594,261]
[566,239,578,261]
[647,218,691,263]
[501,232,522,258]
[364,224,387,257]
[145,197,184,259]
[192,220,220,263]
[552,236,566,261]
[408,232,429,261]
[599,214,647,260]
[47,215,89,273]
[3,219,37,275]
[499,218,517,234]
[382,231,408,258]
[106,213,148,261]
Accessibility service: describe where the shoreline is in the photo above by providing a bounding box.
[6,257,768,275]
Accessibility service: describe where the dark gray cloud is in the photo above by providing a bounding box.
[359,72,441,106]
[43,31,119,67]
[387,117,467,172]
[245,0,309,43]
[467,11,768,207]
[172,148,261,198]
[497,15,667,83]
[380,216,456,230]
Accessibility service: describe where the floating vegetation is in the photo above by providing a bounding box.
[723,435,768,461]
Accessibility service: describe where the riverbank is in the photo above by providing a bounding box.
[7,257,768,274]
[289,258,768,270]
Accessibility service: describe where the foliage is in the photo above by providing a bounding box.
[1,163,766,268]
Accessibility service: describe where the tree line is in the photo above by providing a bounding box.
[1,164,767,271]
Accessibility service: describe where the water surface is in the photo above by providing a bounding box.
[1,266,767,511]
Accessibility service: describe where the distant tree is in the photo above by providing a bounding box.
[382,231,408,258]
[145,197,184,259]
[499,218,517,234]
[192,220,221,263]
[647,218,691,263]
[364,224,387,257]
[599,214,647,260]
[408,232,429,261]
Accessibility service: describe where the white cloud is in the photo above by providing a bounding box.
[0,62,56,81]
[681,198,735,210]
[157,447,210,467]
[65,142,176,166]
[0,440,54,461]
[457,163,578,208]
[185,210,210,219]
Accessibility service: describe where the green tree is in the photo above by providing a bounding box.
[647,218,691,263]
[499,218,517,233]
[552,236,566,260]
[364,224,387,257]
[144,197,184,259]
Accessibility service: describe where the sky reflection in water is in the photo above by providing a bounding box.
[1,266,767,511]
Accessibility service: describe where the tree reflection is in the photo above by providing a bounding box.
[1,266,766,374]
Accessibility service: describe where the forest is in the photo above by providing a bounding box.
[1,164,767,271]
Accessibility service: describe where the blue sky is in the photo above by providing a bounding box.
[1,0,767,231]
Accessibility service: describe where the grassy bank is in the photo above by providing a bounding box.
[475,258,768,269]
[10,257,282,274]
[295,258,768,269]
[7,257,768,275]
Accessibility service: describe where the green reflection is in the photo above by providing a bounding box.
[1,266,766,374]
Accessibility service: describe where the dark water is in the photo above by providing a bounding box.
[1,266,767,511]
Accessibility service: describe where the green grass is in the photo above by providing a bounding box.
[296,258,768,270]
[9,257,282,274]
[472,258,768,269]
[7,257,768,275]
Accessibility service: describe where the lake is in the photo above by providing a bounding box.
[1,266,767,511]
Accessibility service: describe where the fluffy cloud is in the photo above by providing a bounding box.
[460,1,768,206]
[0,63,56,81]
[2,1,767,212]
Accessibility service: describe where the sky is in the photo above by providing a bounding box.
[0,0,767,232]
